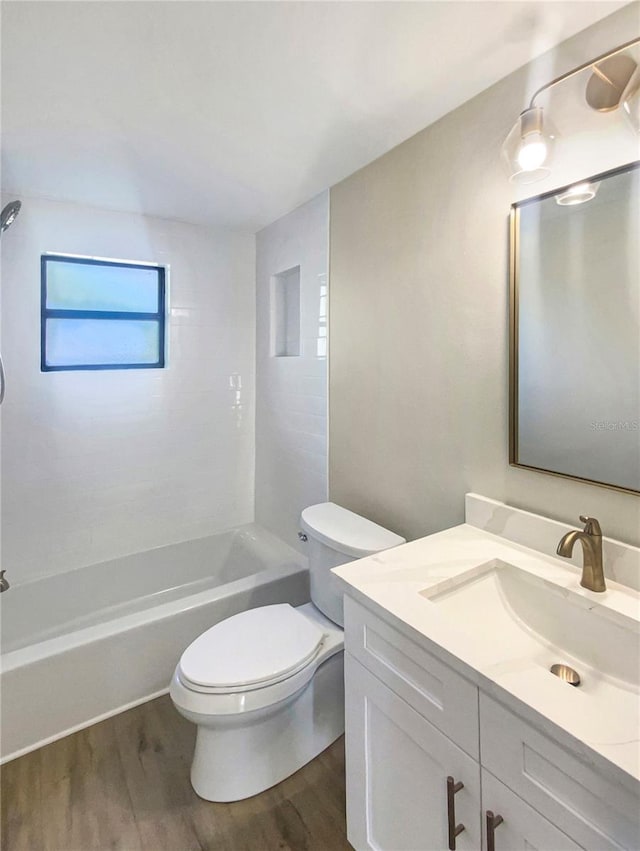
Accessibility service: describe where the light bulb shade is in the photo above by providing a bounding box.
[621,67,640,133]
[501,106,557,184]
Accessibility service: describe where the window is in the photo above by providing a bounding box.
[41,255,166,371]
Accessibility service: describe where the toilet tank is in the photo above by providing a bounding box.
[300,502,405,627]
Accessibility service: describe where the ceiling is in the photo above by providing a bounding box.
[0,1,630,230]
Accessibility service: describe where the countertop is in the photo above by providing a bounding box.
[332,522,640,791]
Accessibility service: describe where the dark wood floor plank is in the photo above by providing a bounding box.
[0,747,44,851]
[39,733,83,851]
[1,694,350,851]
[33,718,143,851]
[86,719,143,851]
[113,702,204,851]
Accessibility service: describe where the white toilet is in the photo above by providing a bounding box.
[170,502,405,802]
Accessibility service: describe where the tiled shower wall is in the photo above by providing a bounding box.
[255,192,329,551]
[1,196,255,584]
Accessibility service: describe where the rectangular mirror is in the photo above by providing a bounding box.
[510,161,640,495]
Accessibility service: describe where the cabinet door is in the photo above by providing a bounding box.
[345,653,481,851]
[480,693,637,850]
[481,770,583,851]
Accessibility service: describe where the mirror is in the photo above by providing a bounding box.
[510,161,640,495]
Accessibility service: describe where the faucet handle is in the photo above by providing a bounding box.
[579,516,602,536]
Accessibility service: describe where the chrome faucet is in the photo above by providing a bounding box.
[556,516,606,592]
[0,570,9,593]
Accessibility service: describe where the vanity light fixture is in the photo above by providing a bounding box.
[555,180,600,206]
[502,36,640,184]
[502,106,557,184]
[622,67,640,132]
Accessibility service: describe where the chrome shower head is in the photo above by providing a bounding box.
[1,200,21,234]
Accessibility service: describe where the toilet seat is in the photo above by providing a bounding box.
[178,604,326,695]
[171,602,344,717]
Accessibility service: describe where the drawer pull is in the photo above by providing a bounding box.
[446,776,465,850]
[486,810,504,851]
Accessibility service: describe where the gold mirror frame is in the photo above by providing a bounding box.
[509,160,640,496]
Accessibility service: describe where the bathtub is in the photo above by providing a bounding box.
[0,525,309,763]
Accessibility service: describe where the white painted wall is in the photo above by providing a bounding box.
[255,192,329,551]
[329,5,640,547]
[0,197,255,584]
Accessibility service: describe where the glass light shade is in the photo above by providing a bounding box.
[501,106,557,185]
[621,67,640,133]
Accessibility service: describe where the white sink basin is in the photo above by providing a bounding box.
[333,517,640,778]
[421,559,640,690]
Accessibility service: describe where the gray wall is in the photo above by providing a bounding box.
[329,4,640,546]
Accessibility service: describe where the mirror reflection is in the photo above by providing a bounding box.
[511,162,640,494]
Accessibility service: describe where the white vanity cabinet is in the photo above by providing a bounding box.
[345,654,481,851]
[344,596,638,851]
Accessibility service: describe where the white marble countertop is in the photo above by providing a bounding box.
[333,520,640,791]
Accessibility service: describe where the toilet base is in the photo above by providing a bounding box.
[189,651,344,802]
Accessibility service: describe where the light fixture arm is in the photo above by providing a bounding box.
[528,36,640,109]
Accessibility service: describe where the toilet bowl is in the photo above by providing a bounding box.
[170,602,344,802]
[170,502,405,802]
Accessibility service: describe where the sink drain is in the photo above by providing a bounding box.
[550,663,581,687]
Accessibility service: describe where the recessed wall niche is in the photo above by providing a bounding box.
[270,265,301,357]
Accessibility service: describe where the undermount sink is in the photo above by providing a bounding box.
[421,560,640,690]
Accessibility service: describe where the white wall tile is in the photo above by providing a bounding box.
[0,196,256,583]
[255,192,329,550]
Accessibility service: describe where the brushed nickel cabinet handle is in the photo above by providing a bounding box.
[486,810,504,851]
[446,776,465,850]
[0,353,6,405]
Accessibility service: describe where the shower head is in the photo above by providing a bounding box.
[1,200,21,234]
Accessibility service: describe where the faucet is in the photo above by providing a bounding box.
[556,516,606,592]
[0,570,9,593]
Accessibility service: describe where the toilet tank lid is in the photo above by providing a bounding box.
[300,502,405,558]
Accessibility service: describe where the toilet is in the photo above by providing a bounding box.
[169,502,405,802]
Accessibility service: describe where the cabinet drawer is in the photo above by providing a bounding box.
[480,693,640,851]
[344,596,479,759]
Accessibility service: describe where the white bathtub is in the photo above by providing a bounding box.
[0,525,309,762]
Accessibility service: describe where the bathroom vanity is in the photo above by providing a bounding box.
[333,495,640,851]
